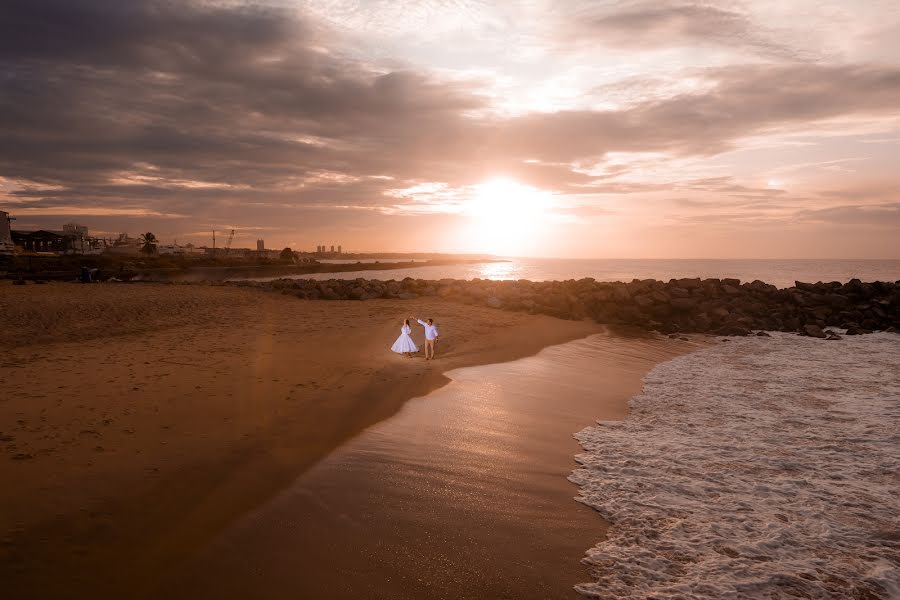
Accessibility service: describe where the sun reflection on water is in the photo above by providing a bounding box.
[475,261,521,280]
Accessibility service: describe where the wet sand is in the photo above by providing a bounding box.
[146,333,699,599]
[0,281,604,599]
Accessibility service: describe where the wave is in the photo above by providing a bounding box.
[570,332,900,599]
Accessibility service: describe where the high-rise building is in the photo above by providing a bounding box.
[330,245,335,253]
[257,239,264,252]
[337,245,342,254]
[0,210,14,255]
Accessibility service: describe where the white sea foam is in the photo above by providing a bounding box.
[570,332,900,599]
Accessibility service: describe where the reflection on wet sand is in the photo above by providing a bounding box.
[150,331,695,600]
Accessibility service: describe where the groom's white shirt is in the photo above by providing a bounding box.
[417,319,439,340]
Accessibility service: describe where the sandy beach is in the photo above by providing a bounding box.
[1,280,678,598]
[146,332,697,600]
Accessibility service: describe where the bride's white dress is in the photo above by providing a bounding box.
[391,324,418,353]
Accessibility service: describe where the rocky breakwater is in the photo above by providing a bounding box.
[226,277,899,337]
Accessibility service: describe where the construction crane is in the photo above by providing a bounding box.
[224,229,235,255]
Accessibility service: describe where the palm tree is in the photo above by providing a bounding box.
[139,232,158,255]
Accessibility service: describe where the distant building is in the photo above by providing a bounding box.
[11,230,77,254]
[257,239,264,252]
[104,233,142,256]
[157,243,206,256]
[330,245,335,253]
[62,223,89,236]
[337,245,342,254]
[0,211,14,255]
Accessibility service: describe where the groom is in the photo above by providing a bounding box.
[412,316,440,360]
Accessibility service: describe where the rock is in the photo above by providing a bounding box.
[826,333,843,340]
[717,325,751,336]
[12,280,26,285]
[886,326,899,334]
[649,290,670,304]
[755,331,771,337]
[675,278,702,289]
[229,276,898,337]
[612,286,631,301]
[633,294,654,308]
[670,298,696,311]
[846,326,873,335]
[802,324,827,339]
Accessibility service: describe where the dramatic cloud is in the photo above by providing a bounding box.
[565,2,807,60]
[1,0,898,256]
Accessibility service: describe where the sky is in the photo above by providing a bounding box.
[1,0,899,258]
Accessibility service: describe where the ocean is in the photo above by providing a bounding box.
[262,258,900,288]
[571,332,900,599]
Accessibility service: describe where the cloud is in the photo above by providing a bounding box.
[563,1,812,60]
[794,203,900,226]
[1,0,899,253]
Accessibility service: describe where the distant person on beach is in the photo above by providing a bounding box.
[391,319,418,358]
[413,316,440,360]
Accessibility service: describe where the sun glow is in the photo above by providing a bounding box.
[460,178,554,256]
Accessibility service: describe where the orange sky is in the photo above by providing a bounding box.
[1,0,899,257]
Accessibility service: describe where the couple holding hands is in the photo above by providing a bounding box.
[391,316,440,360]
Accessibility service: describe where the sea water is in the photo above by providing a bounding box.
[570,332,900,599]
[249,258,900,288]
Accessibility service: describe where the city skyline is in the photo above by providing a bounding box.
[1,0,899,258]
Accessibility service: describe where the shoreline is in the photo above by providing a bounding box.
[1,282,604,598]
[143,330,704,599]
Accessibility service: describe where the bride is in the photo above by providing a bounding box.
[391,318,419,358]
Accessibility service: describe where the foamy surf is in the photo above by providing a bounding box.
[570,332,900,599]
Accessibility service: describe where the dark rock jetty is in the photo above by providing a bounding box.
[227,277,899,336]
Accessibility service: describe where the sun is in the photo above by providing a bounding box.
[459,178,553,256]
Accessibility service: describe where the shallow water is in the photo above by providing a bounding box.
[243,258,900,288]
[571,332,900,599]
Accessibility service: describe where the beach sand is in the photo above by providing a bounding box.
[0,281,624,598]
[147,331,697,600]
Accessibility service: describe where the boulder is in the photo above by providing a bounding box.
[717,325,751,336]
[633,294,654,308]
[671,297,697,311]
[802,324,827,339]
[711,306,730,318]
